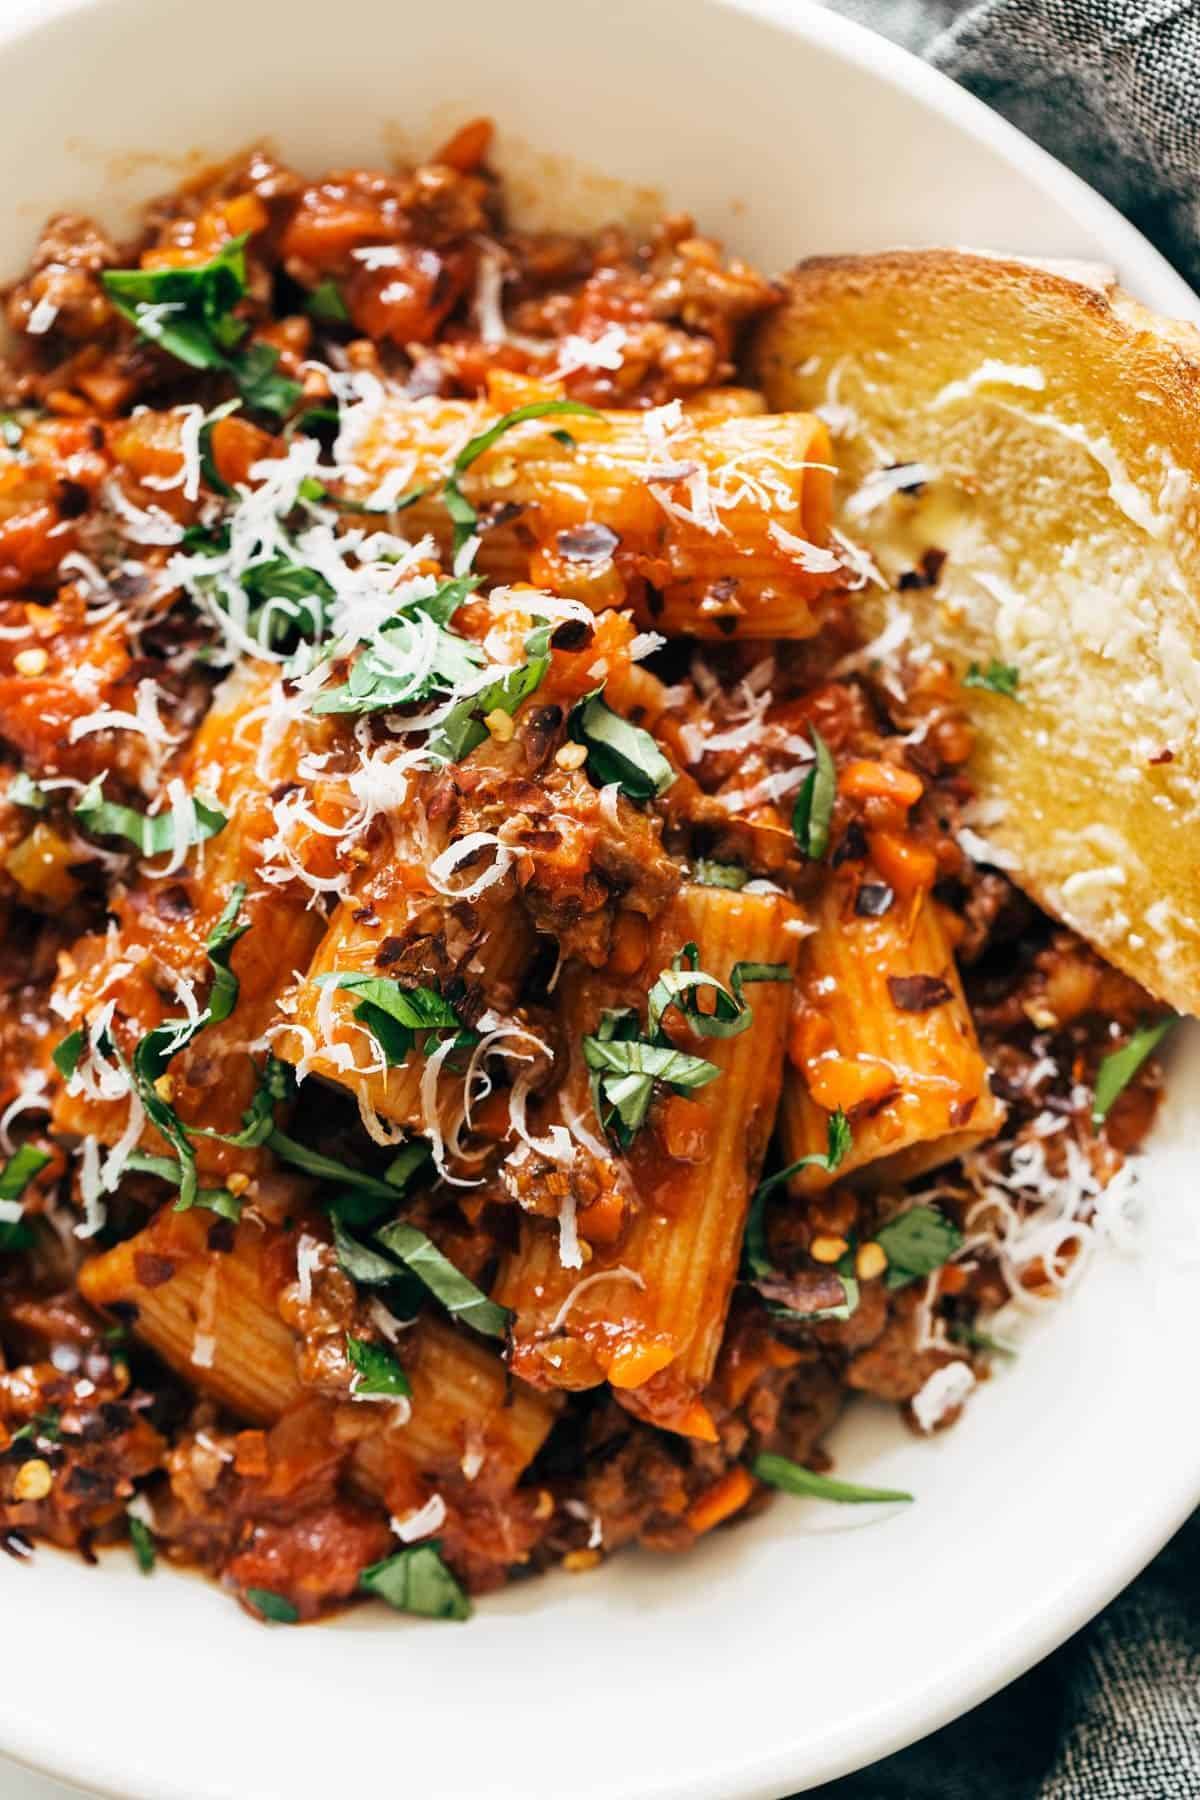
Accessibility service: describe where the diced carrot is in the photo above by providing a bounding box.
[576,1187,625,1248]
[606,1337,677,1389]
[675,1400,720,1444]
[840,758,924,807]
[607,909,649,976]
[806,1054,897,1114]
[685,1465,756,1535]
[233,1430,270,1478]
[6,823,80,906]
[222,193,270,239]
[868,829,938,895]
[434,117,494,172]
[657,1094,710,1162]
[208,415,278,488]
[279,199,391,268]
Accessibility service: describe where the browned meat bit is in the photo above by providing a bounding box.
[0,1356,166,1551]
[956,868,1036,964]
[224,1499,394,1621]
[844,1287,960,1404]
[972,929,1159,1036]
[5,214,119,343]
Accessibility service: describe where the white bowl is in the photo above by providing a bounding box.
[1,2,1197,1797]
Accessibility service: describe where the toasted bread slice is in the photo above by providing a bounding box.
[750,250,1200,1016]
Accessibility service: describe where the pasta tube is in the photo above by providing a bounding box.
[494,882,801,1438]
[50,664,329,1173]
[79,1208,558,1487]
[345,380,838,637]
[779,876,1005,1188]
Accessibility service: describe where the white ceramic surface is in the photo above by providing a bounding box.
[0,2,1197,1797]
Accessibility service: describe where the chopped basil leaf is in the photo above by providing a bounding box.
[122,1151,242,1222]
[424,651,550,763]
[203,883,251,1024]
[375,1220,511,1339]
[1092,1017,1176,1124]
[196,397,242,497]
[311,602,486,719]
[193,1053,293,1150]
[307,278,350,323]
[359,1543,472,1621]
[753,1452,912,1505]
[568,691,674,803]
[0,413,25,450]
[875,1204,963,1290]
[333,1217,405,1286]
[267,1129,401,1200]
[230,342,302,421]
[792,726,836,861]
[583,1019,720,1145]
[7,772,47,811]
[964,658,1020,699]
[102,235,250,371]
[346,1333,411,1399]
[124,887,249,1213]
[73,778,226,858]
[691,859,749,890]
[102,238,298,420]
[444,400,601,554]
[0,1143,51,1203]
[128,1513,156,1574]
[645,944,786,1043]
[384,1140,431,1192]
[312,974,470,1065]
[244,1587,299,1624]
[0,1144,50,1248]
[11,1407,61,1445]
[52,1028,84,1080]
[743,1110,851,1302]
[949,1322,1017,1358]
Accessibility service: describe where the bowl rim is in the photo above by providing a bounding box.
[0,3,1196,1798]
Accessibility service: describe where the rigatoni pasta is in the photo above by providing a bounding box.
[0,133,1168,1628]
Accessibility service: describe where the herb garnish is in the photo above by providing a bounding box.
[568,691,675,803]
[102,236,301,420]
[964,658,1021,699]
[244,1587,300,1624]
[752,1452,913,1505]
[443,400,600,555]
[792,725,836,860]
[334,1216,510,1340]
[125,887,249,1214]
[73,779,227,858]
[128,1512,157,1575]
[646,944,786,1042]
[1092,1017,1176,1124]
[346,1333,412,1399]
[874,1204,963,1290]
[307,279,350,324]
[743,1111,853,1319]
[359,1543,472,1620]
[7,772,47,811]
[311,974,474,1067]
[0,1144,52,1252]
[52,1029,84,1080]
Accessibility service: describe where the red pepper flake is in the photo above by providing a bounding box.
[132,1252,176,1289]
[556,523,618,563]
[854,882,895,917]
[887,973,953,1012]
